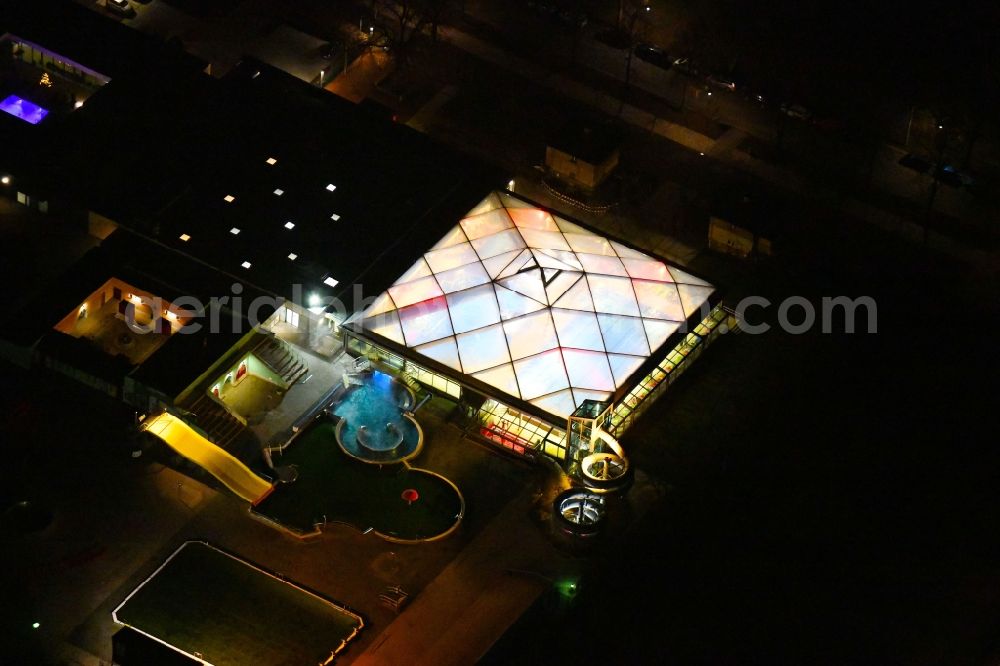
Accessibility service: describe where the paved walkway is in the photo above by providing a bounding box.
[351,484,575,666]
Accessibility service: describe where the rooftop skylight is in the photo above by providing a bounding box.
[358,192,715,419]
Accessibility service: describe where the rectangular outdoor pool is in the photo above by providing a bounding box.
[0,94,49,124]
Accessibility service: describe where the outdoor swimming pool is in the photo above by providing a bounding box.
[0,94,49,124]
[332,371,422,463]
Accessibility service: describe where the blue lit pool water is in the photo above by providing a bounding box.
[332,371,420,462]
[0,95,49,125]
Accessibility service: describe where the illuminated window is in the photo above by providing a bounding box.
[241,261,252,269]
[265,157,277,165]
[230,227,241,235]
[330,213,341,221]
[179,233,191,241]
[273,188,284,196]
[325,183,336,192]
[224,194,235,203]
[288,253,298,261]
[284,221,295,230]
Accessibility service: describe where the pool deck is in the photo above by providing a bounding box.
[248,347,355,447]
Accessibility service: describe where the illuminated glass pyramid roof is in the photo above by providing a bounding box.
[357,192,714,419]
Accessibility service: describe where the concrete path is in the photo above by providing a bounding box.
[351,484,572,666]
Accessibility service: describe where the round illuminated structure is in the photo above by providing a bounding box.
[579,452,632,492]
[553,489,607,537]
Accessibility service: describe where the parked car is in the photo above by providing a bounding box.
[634,44,673,70]
[780,103,811,120]
[671,57,699,76]
[706,73,737,91]
[107,0,135,17]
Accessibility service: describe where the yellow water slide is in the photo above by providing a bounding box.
[141,412,272,503]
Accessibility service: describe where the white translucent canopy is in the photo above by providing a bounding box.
[360,192,715,419]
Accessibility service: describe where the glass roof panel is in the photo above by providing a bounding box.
[607,353,646,387]
[519,227,572,251]
[503,310,559,360]
[642,318,682,351]
[460,208,513,240]
[530,389,577,419]
[571,389,613,407]
[551,308,604,352]
[388,274,444,308]
[434,261,491,294]
[362,292,396,318]
[597,313,650,356]
[498,192,534,208]
[668,266,713,287]
[621,257,672,282]
[471,228,525,259]
[392,258,433,285]
[678,283,716,318]
[553,215,589,235]
[535,248,583,271]
[447,283,501,333]
[545,271,582,305]
[609,240,651,260]
[496,248,537,279]
[551,277,595,311]
[431,225,469,250]
[398,296,453,346]
[465,192,503,217]
[565,233,616,256]
[507,207,559,231]
[456,324,511,374]
[425,241,480,273]
[514,349,570,400]
[632,279,685,321]
[415,336,462,372]
[561,348,615,391]
[497,269,547,304]
[495,285,547,320]
[481,249,525,279]
[363,310,404,345]
[578,253,629,276]
[587,274,640,316]
[472,363,521,399]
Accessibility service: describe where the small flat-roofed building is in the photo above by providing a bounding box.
[545,119,621,192]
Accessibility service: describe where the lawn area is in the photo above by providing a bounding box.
[255,419,464,541]
[113,542,362,666]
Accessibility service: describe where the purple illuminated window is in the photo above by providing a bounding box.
[0,95,49,125]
